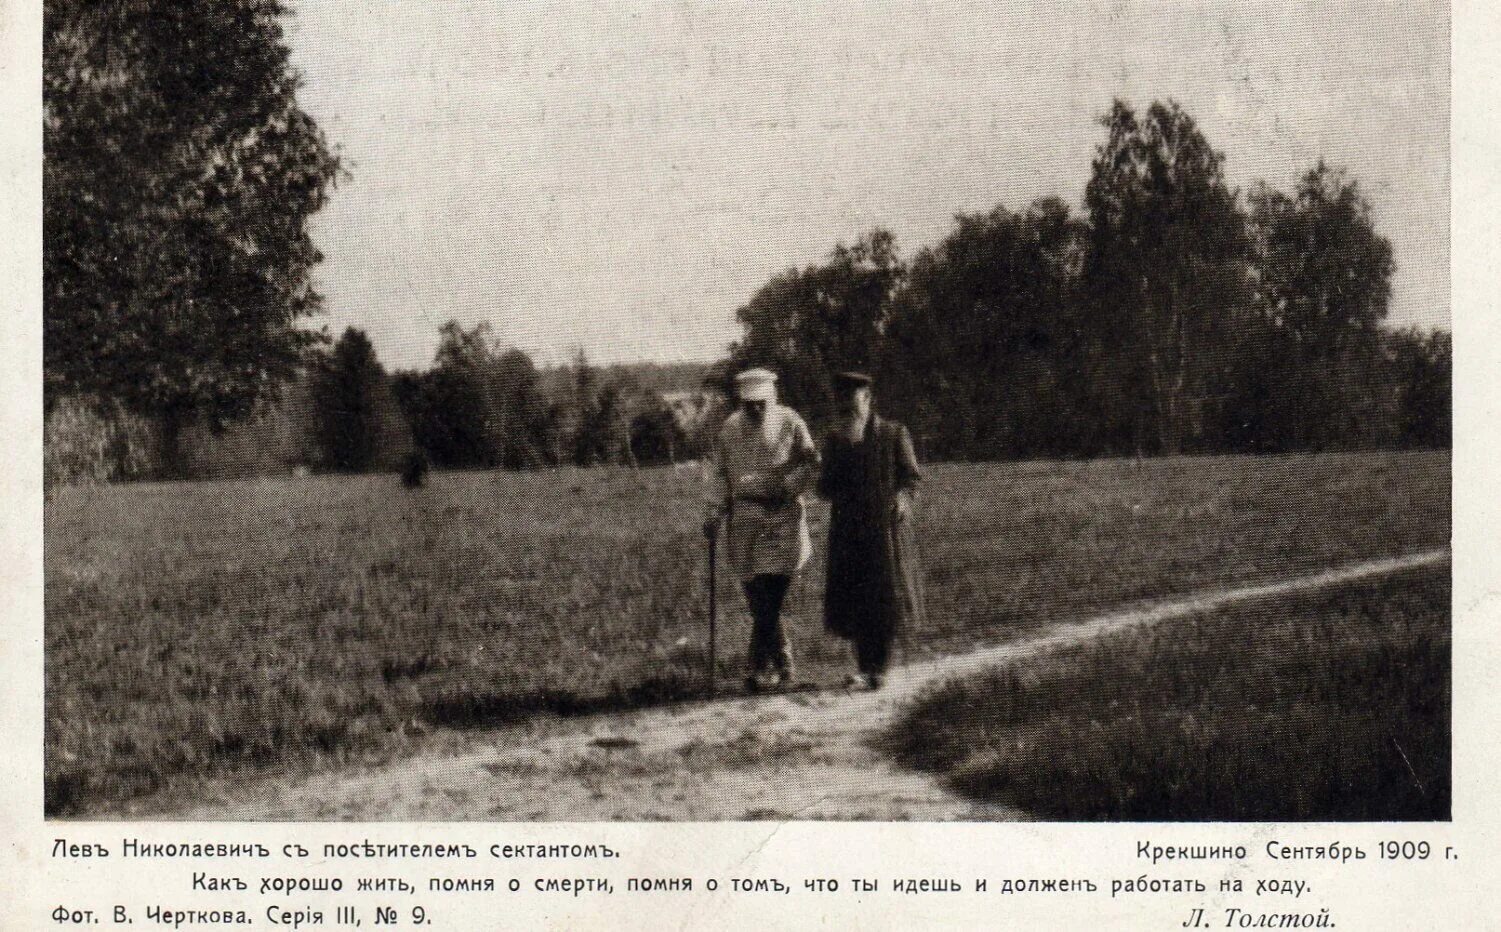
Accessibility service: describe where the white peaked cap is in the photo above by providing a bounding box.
[734,368,778,402]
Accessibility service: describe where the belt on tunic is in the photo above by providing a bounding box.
[733,493,792,508]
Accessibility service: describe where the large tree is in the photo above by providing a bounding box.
[1245,162,1395,450]
[394,322,553,470]
[488,347,551,469]
[1082,100,1249,455]
[44,1,341,469]
[311,328,385,472]
[728,229,904,427]
[394,324,489,469]
[884,198,1086,460]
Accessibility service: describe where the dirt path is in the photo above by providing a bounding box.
[152,550,1447,822]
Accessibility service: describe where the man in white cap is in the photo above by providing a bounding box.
[704,368,820,691]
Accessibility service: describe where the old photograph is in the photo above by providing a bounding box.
[42,0,1450,824]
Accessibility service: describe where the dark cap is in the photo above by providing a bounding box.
[832,371,873,389]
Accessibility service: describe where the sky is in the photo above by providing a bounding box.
[284,0,1449,370]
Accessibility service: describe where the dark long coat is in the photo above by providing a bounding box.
[817,414,927,641]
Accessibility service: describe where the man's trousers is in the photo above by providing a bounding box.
[742,573,793,676]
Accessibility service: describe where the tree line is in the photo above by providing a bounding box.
[294,323,713,475]
[720,100,1449,459]
[382,322,710,471]
[42,0,1446,482]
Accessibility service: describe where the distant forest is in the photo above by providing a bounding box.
[45,334,718,483]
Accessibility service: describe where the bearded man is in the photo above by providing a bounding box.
[817,371,927,689]
[704,368,820,691]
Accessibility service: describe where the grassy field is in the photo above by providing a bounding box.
[884,563,1450,820]
[44,450,1448,815]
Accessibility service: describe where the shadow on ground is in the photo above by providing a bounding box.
[421,670,845,730]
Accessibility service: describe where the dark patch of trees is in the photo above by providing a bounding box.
[882,198,1086,460]
[1079,100,1251,456]
[629,403,688,466]
[1232,163,1400,452]
[728,99,1449,460]
[1385,328,1451,450]
[309,328,411,472]
[391,322,554,470]
[391,329,693,471]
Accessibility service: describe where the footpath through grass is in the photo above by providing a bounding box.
[884,563,1451,820]
[44,451,1448,815]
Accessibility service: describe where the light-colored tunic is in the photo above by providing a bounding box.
[707,404,820,581]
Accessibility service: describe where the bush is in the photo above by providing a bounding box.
[44,396,160,490]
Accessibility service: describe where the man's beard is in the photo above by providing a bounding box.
[837,408,868,438]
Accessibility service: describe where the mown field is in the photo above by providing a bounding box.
[44,451,1449,815]
[885,564,1450,820]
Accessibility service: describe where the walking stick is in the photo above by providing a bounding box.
[707,524,718,696]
